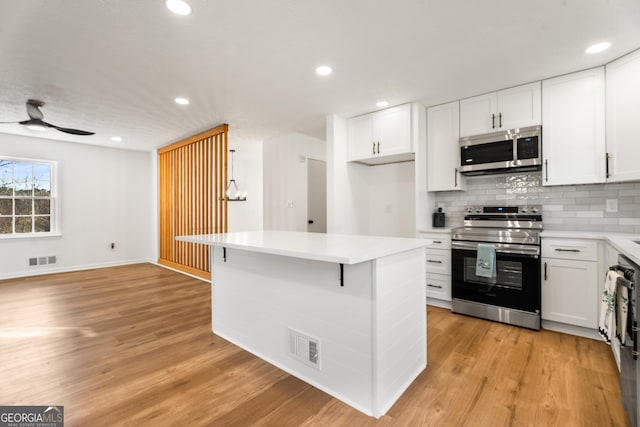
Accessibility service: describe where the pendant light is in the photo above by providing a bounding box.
[225,149,247,201]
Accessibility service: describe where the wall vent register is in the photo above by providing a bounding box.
[287,328,320,370]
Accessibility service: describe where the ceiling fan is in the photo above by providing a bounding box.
[0,99,95,136]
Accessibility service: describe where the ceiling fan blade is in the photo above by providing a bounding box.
[26,100,45,120]
[48,123,95,136]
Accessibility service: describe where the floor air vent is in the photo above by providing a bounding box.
[287,328,321,370]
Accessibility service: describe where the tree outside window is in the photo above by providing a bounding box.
[0,159,55,235]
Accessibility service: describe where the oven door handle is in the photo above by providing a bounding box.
[451,241,540,256]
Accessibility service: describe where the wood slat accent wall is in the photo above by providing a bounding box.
[158,124,228,279]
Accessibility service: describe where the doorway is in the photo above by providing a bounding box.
[307,159,326,233]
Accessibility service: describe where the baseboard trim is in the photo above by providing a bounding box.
[0,259,155,281]
[541,320,602,341]
[154,262,211,283]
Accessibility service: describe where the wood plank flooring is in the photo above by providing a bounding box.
[0,263,630,426]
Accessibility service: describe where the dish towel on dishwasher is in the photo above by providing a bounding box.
[475,243,496,280]
[616,276,630,346]
[599,269,623,343]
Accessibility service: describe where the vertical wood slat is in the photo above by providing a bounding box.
[158,124,229,279]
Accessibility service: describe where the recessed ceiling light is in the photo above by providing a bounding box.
[111,136,123,142]
[585,42,611,54]
[315,65,332,76]
[174,97,190,105]
[376,101,389,108]
[166,0,191,15]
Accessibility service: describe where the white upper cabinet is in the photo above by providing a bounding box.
[606,48,640,182]
[542,67,605,186]
[459,82,541,137]
[348,104,412,164]
[427,101,465,191]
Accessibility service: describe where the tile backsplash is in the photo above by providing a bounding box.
[434,172,640,233]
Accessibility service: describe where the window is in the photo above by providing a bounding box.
[0,158,56,236]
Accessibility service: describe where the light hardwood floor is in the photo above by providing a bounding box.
[0,263,630,426]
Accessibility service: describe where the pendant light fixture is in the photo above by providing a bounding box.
[225,149,247,201]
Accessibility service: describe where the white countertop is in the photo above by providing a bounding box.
[416,228,452,234]
[541,230,640,265]
[177,231,430,265]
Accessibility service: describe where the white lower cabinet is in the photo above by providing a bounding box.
[418,231,451,304]
[541,238,599,329]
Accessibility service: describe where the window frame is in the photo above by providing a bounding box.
[0,156,59,239]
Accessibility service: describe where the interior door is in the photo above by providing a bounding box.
[307,159,326,233]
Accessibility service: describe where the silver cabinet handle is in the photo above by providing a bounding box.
[427,284,443,289]
[427,259,443,264]
[545,159,548,182]
[606,152,611,178]
[491,113,495,129]
[433,240,442,244]
[372,142,376,155]
[377,141,380,154]
[544,262,547,280]
[555,248,580,253]
[454,167,458,187]
[498,112,502,128]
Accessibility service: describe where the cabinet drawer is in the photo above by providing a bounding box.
[417,232,451,250]
[426,273,451,301]
[542,238,598,261]
[425,249,451,275]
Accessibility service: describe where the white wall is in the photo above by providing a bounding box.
[263,132,325,231]
[326,115,416,238]
[0,133,154,279]
[228,138,263,232]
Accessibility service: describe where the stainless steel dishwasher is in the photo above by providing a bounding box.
[616,254,638,427]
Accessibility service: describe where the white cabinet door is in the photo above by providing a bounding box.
[427,101,465,191]
[606,49,640,182]
[497,82,542,130]
[459,82,541,137]
[348,114,375,161]
[375,104,412,156]
[459,93,496,137]
[347,104,412,163]
[426,273,451,301]
[541,257,598,328]
[542,67,606,186]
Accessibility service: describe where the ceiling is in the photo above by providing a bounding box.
[1,0,639,152]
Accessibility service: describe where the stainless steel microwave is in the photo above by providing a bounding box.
[459,125,542,175]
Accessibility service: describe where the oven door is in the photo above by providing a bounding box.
[451,241,541,313]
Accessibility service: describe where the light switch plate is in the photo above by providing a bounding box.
[606,199,618,213]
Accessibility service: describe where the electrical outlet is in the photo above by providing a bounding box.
[606,199,618,213]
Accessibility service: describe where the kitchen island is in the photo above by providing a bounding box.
[177,231,429,418]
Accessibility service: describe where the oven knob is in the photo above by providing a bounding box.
[476,208,482,213]
[467,208,473,213]
[521,207,528,213]
[532,207,539,213]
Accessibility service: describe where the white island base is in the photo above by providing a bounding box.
[178,231,428,418]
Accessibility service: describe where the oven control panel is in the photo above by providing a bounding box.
[465,205,541,215]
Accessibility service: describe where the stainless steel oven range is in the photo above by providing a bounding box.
[451,205,542,330]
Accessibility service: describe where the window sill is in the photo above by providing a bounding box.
[0,233,63,240]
